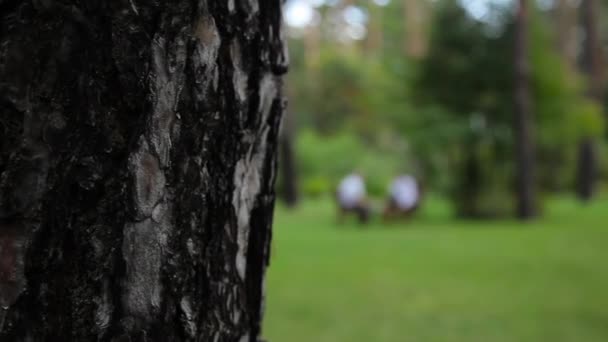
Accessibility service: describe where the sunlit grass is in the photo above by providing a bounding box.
[264,195,608,342]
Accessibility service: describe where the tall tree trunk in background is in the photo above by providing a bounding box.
[304,23,321,69]
[456,148,482,218]
[513,0,538,219]
[554,0,579,67]
[279,111,299,207]
[403,0,428,59]
[577,138,597,201]
[577,0,604,201]
[366,5,384,54]
[582,0,606,101]
[0,1,287,341]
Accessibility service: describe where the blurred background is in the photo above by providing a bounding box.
[264,0,608,341]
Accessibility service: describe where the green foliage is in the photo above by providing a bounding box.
[529,13,604,143]
[414,3,513,216]
[291,47,411,141]
[413,2,604,216]
[528,8,604,190]
[417,2,512,122]
[296,129,408,197]
[284,0,606,215]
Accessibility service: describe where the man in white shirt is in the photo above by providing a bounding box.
[383,174,422,220]
[336,172,370,223]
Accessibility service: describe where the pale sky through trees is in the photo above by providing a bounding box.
[284,0,519,29]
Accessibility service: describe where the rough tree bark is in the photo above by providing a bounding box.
[513,0,538,219]
[576,0,604,201]
[0,1,287,341]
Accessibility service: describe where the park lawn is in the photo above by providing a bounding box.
[263,196,608,342]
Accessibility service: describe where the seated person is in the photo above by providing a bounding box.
[336,173,370,224]
[383,174,422,220]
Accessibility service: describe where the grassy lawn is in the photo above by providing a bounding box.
[263,196,608,342]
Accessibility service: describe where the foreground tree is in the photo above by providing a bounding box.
[0,1,287,341]
[513,0,538,218]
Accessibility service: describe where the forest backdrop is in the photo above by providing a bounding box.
[279,0,608,218]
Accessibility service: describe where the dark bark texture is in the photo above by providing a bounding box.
[0,1,287,341]
[513,0,538,219]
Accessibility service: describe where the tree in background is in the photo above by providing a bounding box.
[414,1,601,218]
[582,0,607,105]
[366,2,384,53]
[577,0,605,201]
[282,0,605,216]
[402,0,430,59]
[279,110,300,207]
[513,0,538,218]
[554,0,579,67]
[415,2,516,218]
[0,1,286,340]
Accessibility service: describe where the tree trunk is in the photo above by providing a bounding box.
[0,1,287,341]
[366,5,383,54]
[455,147,482,218]
[513,0,538,219]
[554,0,579,67]
[278,111,299,208]
[576,0,604,201]
[581,0,605,102]
[576,138,597,200]
[303,23,321,69]
[403,0,428,58]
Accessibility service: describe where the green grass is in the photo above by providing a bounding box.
[263,196,608,342]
